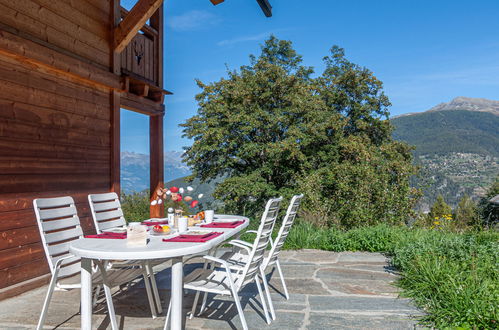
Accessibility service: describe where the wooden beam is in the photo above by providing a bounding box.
[112,0,122,75]
[150,115,164,218]
[114,0,163,53]
[256,0,272,17]
[210,0,225,5]
[129,82,149,97]
[111,91,121,194]
[121,92,164,116]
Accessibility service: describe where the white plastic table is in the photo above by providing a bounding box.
[69,214,249,330]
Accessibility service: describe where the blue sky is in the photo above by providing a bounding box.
[121,0,499,154]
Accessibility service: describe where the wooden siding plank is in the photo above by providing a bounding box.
[0,138,110,162]
[0,243,45,270]
[0,0,110,66]
[0,226,41,250]
[0,258,49,289]
[0,174,110,195]
[69,0,110,24]
[0,79,110,121]
[0,29,120,91]
[0,119,110,148]
[0,100,110,134]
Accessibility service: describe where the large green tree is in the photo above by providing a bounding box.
[181,36,418,227]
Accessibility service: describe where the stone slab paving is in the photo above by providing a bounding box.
[0,250,424,329]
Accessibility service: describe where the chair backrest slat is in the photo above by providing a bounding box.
[98,219,127,231]
[44,227,82,244]
[33,196,83,278]
[47,242,71,257]
[38,205,78,221]
[92,199,121,212]
[94,209,123,222]
[265,194,303,268]
[239,197,282,286]
[58,262,83,278]
[88,193,126,234]
[41,217,80,232]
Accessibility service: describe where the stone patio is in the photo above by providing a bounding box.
[0,250,423,329]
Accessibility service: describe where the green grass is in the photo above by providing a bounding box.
[263,221,499,329]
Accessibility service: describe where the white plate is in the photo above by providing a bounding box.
[149,228,177,236]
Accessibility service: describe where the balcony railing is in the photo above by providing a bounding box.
[120,7,160,87]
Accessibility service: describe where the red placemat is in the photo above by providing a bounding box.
[162,232,223,243]
[84,232,127,239]
[200,220,245,228]
[141,221,168,226]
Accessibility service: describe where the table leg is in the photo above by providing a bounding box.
[81,258,92,330]
[170,256,184,330]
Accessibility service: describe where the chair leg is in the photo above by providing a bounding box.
[189,291,201,319]
[36,273,58,330]
[260,267,276,320]
[92,285,102,307]
[146,261,163,314]
[141,262,158,318]
[97,262,118,330]
[275,260,289,300]
[163,300,172,330]
[230,287,248,330]
[255,275,271,324]
[199,291,208,315]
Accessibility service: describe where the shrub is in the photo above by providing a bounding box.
[121,191,150,222]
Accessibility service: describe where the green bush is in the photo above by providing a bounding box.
[281,221,499,328]
[121,191,150,222]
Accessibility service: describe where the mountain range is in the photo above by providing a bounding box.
[120,96,499,212]
[120,151,191,193]
[392,97,499,211]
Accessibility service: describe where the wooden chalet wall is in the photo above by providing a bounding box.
[0,0,165,298]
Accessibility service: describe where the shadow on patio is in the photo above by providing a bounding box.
[0,250,423,330]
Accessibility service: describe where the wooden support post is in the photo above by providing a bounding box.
[111,91,121,194]
[149,114,164,218]
[112,0,122,75]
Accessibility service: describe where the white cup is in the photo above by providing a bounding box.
[205,210,214,224]
[178,217,188,233]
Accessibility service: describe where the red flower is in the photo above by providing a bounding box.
[190,200,199,208]
[170,186,179,193]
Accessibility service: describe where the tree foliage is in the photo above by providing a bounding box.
[479,175,499,228]
[454,194,480,230]
[181,36,418,228]
[429,194,452,219]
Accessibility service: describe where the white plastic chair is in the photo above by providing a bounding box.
[163,197,283,330]
[223,194,304,320]
[33,196,144,330]
[88,192,162,318]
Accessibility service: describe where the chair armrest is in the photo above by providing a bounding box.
[203,255,233,272]
[228,240,252,254]
[245,230,258,234]
[53,254,76,269]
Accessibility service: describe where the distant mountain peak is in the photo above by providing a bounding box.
[427,96,499,115]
